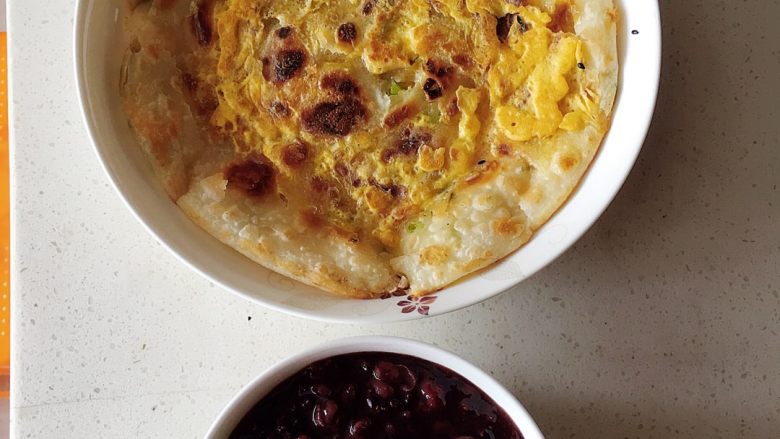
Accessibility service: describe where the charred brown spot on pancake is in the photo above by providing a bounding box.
[224,157,276,198]
[425,59,452,78]
[334,162,362,189]
[128,38,142,54]
[452,53,473,68]
[398,129,431,155]
[361,0,375,15]
[337,23,358,43]
[190,0,216,46]
[334,162,349,178]
[181,73,198,94]
[548,3,574,33]
[320,73,358,95]
[497,143,511,155]
[370,178,407,199]
[194,99,218,118]
[382,128,431,162]
[496,13,516,43]
[380,148,396,163]
[180,73,218,117]
[516,15,531,33]
[282,142,308,167]
[261,57,271,81]
[276,26,292,39]
[383,103,418,128]
[311,176,329,193]
[423,78,443,100]
[385,184,406,198]
[311,176,341,200]
[272,49,306,83]
[301,99,367,136]
[270,101,290,117]
[446,97,459,118]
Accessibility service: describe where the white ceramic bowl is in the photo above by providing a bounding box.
[205,336,544,438]
[74,1,661,323]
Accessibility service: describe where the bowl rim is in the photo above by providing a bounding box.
[203,335,546,438]
[73,0,662,323]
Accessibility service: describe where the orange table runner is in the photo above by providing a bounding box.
[0,32,10,396]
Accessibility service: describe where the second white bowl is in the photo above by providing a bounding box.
[205,336,545,438]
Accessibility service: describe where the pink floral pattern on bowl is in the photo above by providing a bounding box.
[397,295,437,316]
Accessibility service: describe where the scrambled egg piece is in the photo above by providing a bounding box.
[199,0,601,248]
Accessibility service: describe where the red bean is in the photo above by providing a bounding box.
[398,364,417,391]
[312,400,337,428]
[371,378,394,399]
[348,418,370,437]
[311,384,331,397]
[420,381,444,412]
[372,361,399,382]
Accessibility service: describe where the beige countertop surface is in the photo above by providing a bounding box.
[9,0,779,437]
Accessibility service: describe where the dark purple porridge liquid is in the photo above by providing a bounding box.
[230,352,524,439]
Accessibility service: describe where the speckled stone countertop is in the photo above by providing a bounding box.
[9,1,779,438]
